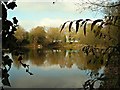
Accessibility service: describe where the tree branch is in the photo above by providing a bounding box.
[88,0,120,7]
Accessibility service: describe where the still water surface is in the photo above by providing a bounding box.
[5,49,104,88]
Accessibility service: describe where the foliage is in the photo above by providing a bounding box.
[14,26,30,46]
[60,16,119,33]
[1,0,33,88]
[15,26,27,41]
[1,0,18,88]
[1,0,120,89]
[47,27,64,43]
[59,1,120,89]
[29,26,47,46]
[60,15,120,46]
[2,0,18,52]
[82,44,120,89]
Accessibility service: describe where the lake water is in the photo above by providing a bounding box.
[3,49,105,88]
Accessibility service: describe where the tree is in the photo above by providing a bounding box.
[103,1,120,45]
[60,0,120,46]
[47,27,64,43]
[59,1,120,89]
[14,26,30,46]
[29,26,47,46]
[15,26,26,40]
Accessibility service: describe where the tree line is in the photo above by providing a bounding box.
[14,22,118,48]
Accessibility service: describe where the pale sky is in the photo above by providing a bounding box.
[7,0,104,31]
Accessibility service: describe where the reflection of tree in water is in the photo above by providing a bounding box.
[82,45,120,89]
[12,48,106,72]
[29,49,46,66]
[12,48,30,69]
[9,47,120,89]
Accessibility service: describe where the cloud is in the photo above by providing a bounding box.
[18,20,38,31]
[39,18,66,27]
[19,18,66,31]
[9,0,103,31]
[15,1,78,14]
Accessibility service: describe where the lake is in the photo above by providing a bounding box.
[3,48,105,88]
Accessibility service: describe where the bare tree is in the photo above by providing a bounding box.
[75,0,120,13]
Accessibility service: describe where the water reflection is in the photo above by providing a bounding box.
[2,45,120,89]
[12,49,105,71]
[5,48,105,88]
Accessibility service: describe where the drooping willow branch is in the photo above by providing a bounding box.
[60,15,120,40]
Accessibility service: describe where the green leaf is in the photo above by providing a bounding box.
[82,19,91,36]
[91,19,103,31]
[80,20,86,27]
[76,22,79,33]
[69,21,73,32]
[60,21,69,32]
[75,19,83,33]
[83,22,87,36]
[76,19,83,23]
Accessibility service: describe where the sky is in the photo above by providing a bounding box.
[7,0,104,31]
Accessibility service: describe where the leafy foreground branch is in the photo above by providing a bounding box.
[60,15,120,35]
[60,8,120,89]
[1,0,33,89]
[82,45,120,89]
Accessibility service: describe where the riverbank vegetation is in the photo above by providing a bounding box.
[14,22,119,50]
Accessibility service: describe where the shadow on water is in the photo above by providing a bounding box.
[11,48,105,71]
[1,47,33,89]
[82,45,120,90]
[1,45,120,89]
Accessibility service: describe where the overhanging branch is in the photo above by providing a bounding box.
[88,0,120,7]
